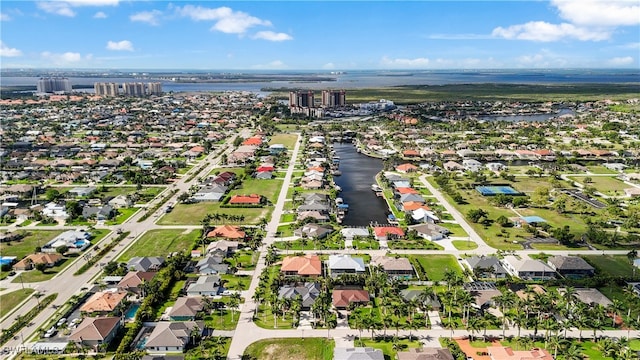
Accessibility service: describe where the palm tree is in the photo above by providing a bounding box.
[466,315,482,341]
[494,292,516,339]
[564,343,584,360]
[547,335,562,359]
[608,299,624,328]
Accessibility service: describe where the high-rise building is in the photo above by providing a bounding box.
[36,77,72,93]
[122,82,146,96]
[288,90,315,108]
[321,90,346,107]
[147,82,163,95]
[94,82,119,96]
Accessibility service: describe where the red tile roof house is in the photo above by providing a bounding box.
[242,136,263,146]
[373,226,405,241]
[396,163,419,173]
[13,253,62,271]
[332,289,370,309]
[402,149,421,158]
[280,255,323,277]
[228,194,262,205]
[116,271,157,296]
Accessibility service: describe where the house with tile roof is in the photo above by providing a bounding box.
[206,225,245,240]
[334,347,384,360]
[281,255,322,277]
[547,255,595,279]
[145,321,204,354]
[80,291,128,315]
[397,347,454,360]
[371,256,414,279]
[228,194,262,205]
[332,289,370,309]
[117,271,157,295]
[13,252,62,271]
[68,317,122,350]
[327,255,366,277]
[168,297,203,321]
[373,226,405,241]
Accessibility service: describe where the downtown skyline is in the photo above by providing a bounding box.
[0,0,639,70]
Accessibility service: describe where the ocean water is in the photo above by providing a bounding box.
[2,69,638,93]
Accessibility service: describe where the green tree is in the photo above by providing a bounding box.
[45,188,61,201]
[35,262,47,273]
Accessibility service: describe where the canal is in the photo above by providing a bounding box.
[332,143,389,226]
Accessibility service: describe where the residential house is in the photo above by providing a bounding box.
[409,223,449,241]
[68,186,97,197]
[191,185,227,202]
[80,290,128,315]
[400,289,441,311]
[145,321,204,354]
[168,297,203,321]
[281,255,322,277]
[411,208,440,223]
[486,163,507,172]
[547,255,595,279]
[340,227,370,241]
[568,288,613,307]
[42,202,69,219]
[68,317,121,350]
[82,204,115,221]
[13,253,62,271]
[268,144,286,155]
[443,161,464,172]
[108,195,133,209]
[396,163,418,173]
[465,256,509,279]
[205,240,239,256]
[195,255,229,275]
[294,223,333,239]
[206,225,245,240]
[117,271,157,295]
[373,226,405,241]
[332,289,370,309]
[278,282,321,309]
[487,346,553,360]
[255,171,273,180]
[327,255,366,277]
[501,256,556,281]
[463,282,502,310]
[127,257,165,272]
[296,210,330,223]
[370,256,414,279]
[462,159,483,172]
[397,347,454,360]
[228,194,262,205]
[42,229,91,253]
[334,347,384,360]
[186,275,222,297]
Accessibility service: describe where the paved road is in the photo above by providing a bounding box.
[0,130,249,357]
[226,134,301,359]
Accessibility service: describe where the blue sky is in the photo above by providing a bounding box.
[1,0,638,69]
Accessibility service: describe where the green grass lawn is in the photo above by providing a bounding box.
[353,239,380,250]
[568,176,628,196]
[205,307,240,330]
[158,202,271,225]
[586,166,619,175]
[280,213,296,223]
[582,255,637,277]
[243,338,334,360]
[0,230,63,259]
[105,207,139,225]
[0,288,35,318]
[269,133,298,149]
[357,337,423,359]
[254,304,296,329]
[451,240,478,250]
[388,239,443,250]
[439,222,469,237]
[274,238,345,251]
[13,257,73,283]
[231,178,283,204]
[117,229,200,262]
[220,274,251,291]
[405,254,462,281]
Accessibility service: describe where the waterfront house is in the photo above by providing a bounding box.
[396,163,418,173]
[294,223,333,239]
[80,290,128,315]
[340,227,370,241]
[373,226,405,241]
[334,347,384,360]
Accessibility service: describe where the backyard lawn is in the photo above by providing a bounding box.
[582,255,637,277]
[243,338,334,360]
[117,229,200,261]
[405,254,462,281]
[439,222,469,237]
[357,337,423,359]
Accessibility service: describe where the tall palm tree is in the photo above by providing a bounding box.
[608,299,624,328]
[466,315,482,341]
[564,343,584,360]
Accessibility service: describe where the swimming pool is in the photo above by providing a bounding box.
[125,304,140,319]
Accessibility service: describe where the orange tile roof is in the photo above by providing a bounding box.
[396,163,418,172]
[488,346,553,360]
[373,226,405,237]
[80,291,127,313]
[403,202,430,211]
[396,187,419,194]
[207,225,245,239]
[403,149,420,156]
[242,137,262,146]
[229,194,261,204]
[332,289,370,307]
[281,255,322,276]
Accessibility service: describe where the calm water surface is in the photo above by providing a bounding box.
[332,143,389,226]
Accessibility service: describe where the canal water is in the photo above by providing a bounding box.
[332,143,389,226]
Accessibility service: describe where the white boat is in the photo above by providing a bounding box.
[335,185,342,192]
[336,197,343,204]
[371,184,382,192]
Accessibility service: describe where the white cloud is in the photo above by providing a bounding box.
[93,11,107,19]
[106,40,134,51]
[251,60,286,69]
[176,5,271,34]
[0,13,11,21]
[380,56,430,68]
[492,21,610,42]
[552,0,640,27]
[41,51,92,65]
[37,2,76,17]
[0,41,22,57]
[621,42,640,50]
[252,31,293,41]
[37,0,118,17]
[130,10,162,26]
[607,56,635,66]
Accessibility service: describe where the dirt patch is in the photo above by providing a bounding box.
[261,344,305,360]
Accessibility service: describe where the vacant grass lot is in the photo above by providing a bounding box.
[231,178,283,203]
[358,337,423,359]
[0,288,34,318]
[243,338,334,360]
[118,229,199,262]
[438,222,469,237]
[582,255,636,277]
[405,254,462,281]
[158,202,271,225]
[0,230,63,259]
[452,240,478,250]
[268,133,298,149]
[568,175,628,196]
